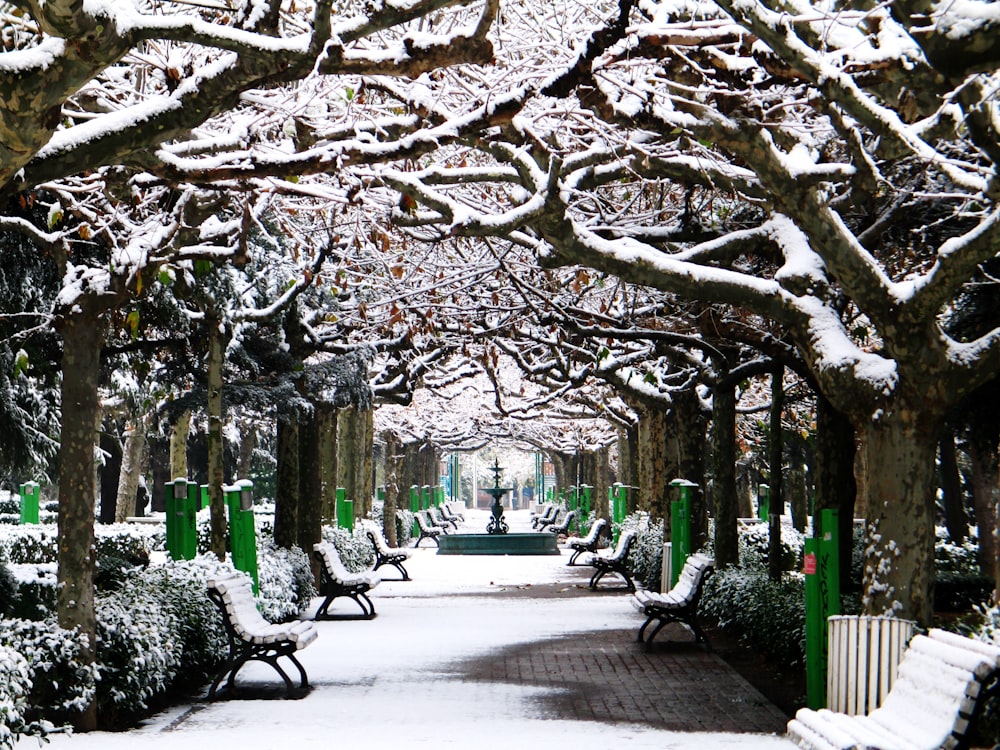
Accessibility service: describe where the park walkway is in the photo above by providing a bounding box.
[17,509,793,750]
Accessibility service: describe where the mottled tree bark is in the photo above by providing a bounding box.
[382,430,402,546]
[938,430,967,543]
[56,311,105,731]
[318,402,337,525]
[169,410,191,481]
[711,384,738,568]
[273,414,300,549]
[298,405,322,579]
[768,368,784,581]
[114,413,148,522]
[856,408,940,625]
[206,322,226,559]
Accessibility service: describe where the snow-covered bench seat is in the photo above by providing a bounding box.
[787,628,1000,750]
[631,552,715,650]
[313,541,381,620]
[565,517,607,566]
[362,520,413,581]
[206,573,317,699]
[588,529,638,592]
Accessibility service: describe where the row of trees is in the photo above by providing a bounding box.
[2,0,999,727]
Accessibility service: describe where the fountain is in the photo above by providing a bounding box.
[437,457,559,555]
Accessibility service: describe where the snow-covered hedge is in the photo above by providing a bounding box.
[0,620,96,745]
[615,512,665,590]
[0,524,159,565]
[0,531,315,738]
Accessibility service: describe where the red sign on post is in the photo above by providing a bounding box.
[803,552,817,575]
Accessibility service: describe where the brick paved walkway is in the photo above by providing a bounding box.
[446,588,790,735]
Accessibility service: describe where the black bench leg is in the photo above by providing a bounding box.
[568,549,581,566]
[588,569,605,590]
[392,561,410,581]
[644,618,671,651]
[637,615,656,643]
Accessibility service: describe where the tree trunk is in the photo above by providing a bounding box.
[768,368,785,581]
[967,438,998,585]
[169,410,191,480]
[318,402,337,524]
[274,413,300,549]
[814,395,857,589]
[114,413,148,522]
[236,422,257,480]
[855,410,939,626]
[206,323,226,560]
[336,404,374,519]
[57,311,105,731]
[382,430,402,546]
[711,383,738,568]
[666,388,709,550]
[636,408,670,520]
[298,405,322,578]
[617,422,639,487]
[98,420,122,524]
[938,430,967,543]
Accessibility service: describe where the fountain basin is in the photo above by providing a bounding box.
[437,533,560,556]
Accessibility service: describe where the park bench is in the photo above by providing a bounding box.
[439,503,464,526]
[531,503,557,529]
[206,573,317,699]
[537,507,567,532]
[631,553,715,650]
[444,502,465,522]
[361,521,413,581]
[786,628,1000,750]
[588,529,638,592]
[428,505,458,531]
[414,510,443,547]
[565,518,607,566]
[313,541,380,619]
[545,509,577,537]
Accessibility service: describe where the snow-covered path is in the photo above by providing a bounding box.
[19,510,795,750]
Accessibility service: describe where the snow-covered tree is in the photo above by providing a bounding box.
[380,0,1000,624]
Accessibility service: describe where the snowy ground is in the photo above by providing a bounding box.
[19,509,795,750]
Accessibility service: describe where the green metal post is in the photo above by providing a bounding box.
[757,483,770,521]
[19,481,39,524]
[804,537,824,708]
[183,481,199,559]
[410,485,420,536]
[804,508,841,709]
[669,480,695,587]
[421,485,431,510]
[226,480,259,593]
[336,487,354,530]
[166,478,185,560]
[579,485,592,517]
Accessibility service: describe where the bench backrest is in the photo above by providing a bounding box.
[361,522,391,554]
[669,554,714,603]
[314,542,355,582]
[208,574,269,638]
[609,529,637,562]
[551,510,577,530]
[580,518,607,544]
[416,511,438,532]
[869,629,1000,748]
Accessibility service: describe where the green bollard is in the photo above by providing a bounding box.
[19,481,40,524]
[421,485,431,510]
[579,485,592,517]
[757,484,770,521]
[669,480,695,587]
[166,478,197,561]
[226,480,259,594]
[804,508,842,709]
[410,485,421,536]
[804,537,824,708]
[336,487,354,530]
